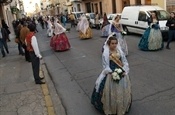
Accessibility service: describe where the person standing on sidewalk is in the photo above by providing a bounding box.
[69,13,75,28]
[20,22,31,62]
[15,21,24,55]
[1,19,11,42]
[0,20,9,57]
[166,12,175,49]
[62,15,67,27]
[26,23,45,84]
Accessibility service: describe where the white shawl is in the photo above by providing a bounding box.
[77,16,89,34]
[54,18,66,35]
[108,15,123,35]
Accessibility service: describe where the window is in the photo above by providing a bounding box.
[77,4,81,12]
[90,13,95,19]
[75,13,83,19]
[138,11,147,21]
[108,15,115,20]
[148,10,170,20]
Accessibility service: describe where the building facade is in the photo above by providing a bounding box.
[82,0,103,14]
[166,0,175,12]
[19,0,174,16]
[66,0,83,13]
[0,0,22,35]
[79,0,151,15]
[78,0,170,16]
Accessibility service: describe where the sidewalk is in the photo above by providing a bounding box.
[0,36,60,115]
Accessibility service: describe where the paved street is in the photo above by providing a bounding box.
[36,24,175,115]
[0,37,48,115]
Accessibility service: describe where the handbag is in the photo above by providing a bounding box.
[15,38,19,43]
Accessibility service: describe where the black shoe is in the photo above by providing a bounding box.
[19,53,24,55]
[166,46,170,49]
[40,77,44,80]
[2,55,5,58]
[35,81,45,84]
[26,59,31,62]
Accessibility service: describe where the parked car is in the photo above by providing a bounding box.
[86,13,96,28]
[120,5,170,40]
[72,12,84,25]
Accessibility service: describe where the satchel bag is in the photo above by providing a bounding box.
[15,38,19,43]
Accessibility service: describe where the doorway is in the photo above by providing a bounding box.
[0,6,3,19]
[95,3,98,13]
[99,2,102,15]
[86,2,91,13]
[122,0,130,8]
[91,3,94,12]
[145,0,151,5]
[136,0,141,5]
[112,0,116,13]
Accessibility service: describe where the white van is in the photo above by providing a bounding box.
[120,5,170,40]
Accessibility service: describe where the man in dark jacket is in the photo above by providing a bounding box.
[1,19,11,42]
[0,20,9,57]
[166,12,175,49]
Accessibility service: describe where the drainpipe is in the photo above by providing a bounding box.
[164,0,166,10]
[2,5,8,23]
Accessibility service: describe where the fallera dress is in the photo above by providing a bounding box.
[91,46,132,115]
[50,21,70,51]
[138,20,164,51]
[79,27,92,39]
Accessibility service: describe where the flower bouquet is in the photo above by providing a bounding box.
[121,31,127,35]
[111,67,125,82]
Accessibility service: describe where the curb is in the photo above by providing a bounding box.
[40,61,67,115]
[40,68,55,115]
